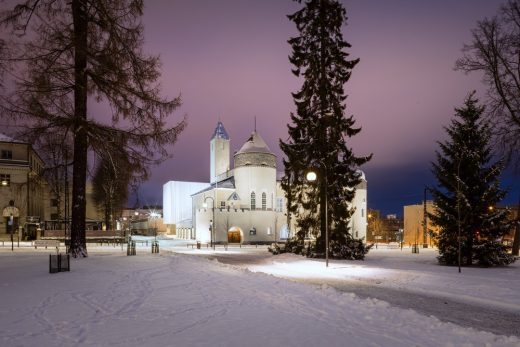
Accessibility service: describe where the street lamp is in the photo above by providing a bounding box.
[306,165,329,268]
[456,159,462,273]
[203,196,215,250]
[121,217,127,251]
[149,211,160,242]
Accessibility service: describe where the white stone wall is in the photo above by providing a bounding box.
[234,166,277,211]
[194,205,286,243]
[163,181,208,225]
[210,137,230,183]
[349,183,367,240]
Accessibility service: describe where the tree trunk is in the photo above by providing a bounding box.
[69,0,88,257]
[512,193,520,256]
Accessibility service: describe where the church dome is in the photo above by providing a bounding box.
[234,131,276,168]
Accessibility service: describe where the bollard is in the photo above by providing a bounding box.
[127,241,136,256]
[151,241,159,254]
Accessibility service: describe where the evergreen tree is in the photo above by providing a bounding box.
[280,0,371,259]
[430,93,515,267]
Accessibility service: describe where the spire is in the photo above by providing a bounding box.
[211,121,229,140]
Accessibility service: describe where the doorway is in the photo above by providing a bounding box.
[227,226,242,243]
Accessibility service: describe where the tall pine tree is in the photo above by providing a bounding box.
[430,93,515,267]
[280,0,371,259]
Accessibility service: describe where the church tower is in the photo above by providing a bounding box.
[210,121,230,183]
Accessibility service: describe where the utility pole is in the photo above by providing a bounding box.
[423,186,428,248]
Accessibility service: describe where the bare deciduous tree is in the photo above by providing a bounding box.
[0,0,186,257]
[456,0,520,255]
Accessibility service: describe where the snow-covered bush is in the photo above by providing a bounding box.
[473,241,516,266]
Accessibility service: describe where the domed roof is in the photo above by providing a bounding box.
[236,131,272,155]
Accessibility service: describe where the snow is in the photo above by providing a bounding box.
[0,242,519,347]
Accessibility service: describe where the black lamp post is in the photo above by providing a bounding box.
[306,164,329,268]
[203,196,215,250]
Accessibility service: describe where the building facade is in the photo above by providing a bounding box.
[403,201,438,247]
[0,134,46,240]
[164,121,368,244]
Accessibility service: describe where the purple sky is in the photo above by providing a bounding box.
[134,0,518,215]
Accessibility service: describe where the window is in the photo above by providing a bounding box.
[276,197,284,212]
[1,150,12,160]
[261,192,267,210]
[220,201,225,208]
[51,199,59,207]
[250,192,256,210]
[0,174,10,187]
[361,209,364,218]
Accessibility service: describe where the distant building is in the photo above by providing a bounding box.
[163,121,368,243]
[403,201,438,247]
[367,210,403,243]
[0,134,46,240]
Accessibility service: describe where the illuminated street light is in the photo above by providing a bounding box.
[203,196,215,250]
[306,165,329,268]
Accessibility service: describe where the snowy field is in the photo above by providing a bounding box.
[0,241,519,347]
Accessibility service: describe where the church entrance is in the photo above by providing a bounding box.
[227,227,242,243]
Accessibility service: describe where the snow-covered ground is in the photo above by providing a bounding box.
[0,241,519,346]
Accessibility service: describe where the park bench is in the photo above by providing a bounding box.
[34,240,60,250]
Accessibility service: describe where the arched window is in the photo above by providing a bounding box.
[262,192,267,210]
[250,192,256,210]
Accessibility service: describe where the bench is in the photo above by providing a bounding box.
[34,240,60,250]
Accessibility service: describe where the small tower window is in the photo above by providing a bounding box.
[262,192,267,211]
[251,192,256,210]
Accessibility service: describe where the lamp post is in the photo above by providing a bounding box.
[121,217,127,251]
[457,159,462,274]
[149,211,160,242]
[132,210,138,241]
[203,196,215,250]
[306,165,329,268]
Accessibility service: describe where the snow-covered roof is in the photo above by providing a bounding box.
[0,133,22,143]
[191,176,236,196]
[236,131,272,155]
[211,121,229,141]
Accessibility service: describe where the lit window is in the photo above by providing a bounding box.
[0,174,10,187]
[262,192,267,210]
[251,192,256,210]
[276,197,284,212]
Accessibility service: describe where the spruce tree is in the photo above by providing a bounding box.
[430,93,515,267]
[280,0,371,259]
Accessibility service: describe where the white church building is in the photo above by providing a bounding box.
[163,121,368,244]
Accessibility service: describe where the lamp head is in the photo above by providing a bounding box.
[306,171,317,182]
